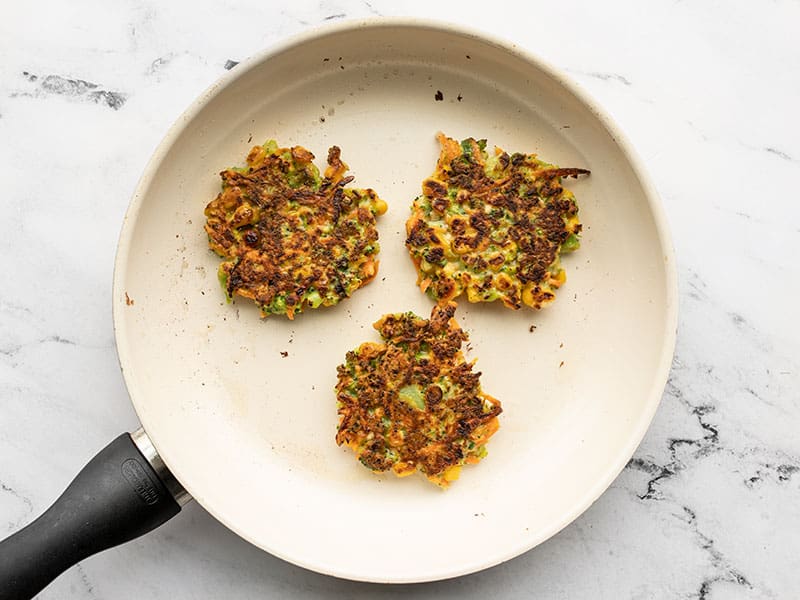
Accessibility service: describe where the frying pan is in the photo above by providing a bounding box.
[0,19,677,597]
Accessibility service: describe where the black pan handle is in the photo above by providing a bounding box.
[0,432,186,600]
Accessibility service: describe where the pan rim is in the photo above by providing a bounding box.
[112,16,678,583]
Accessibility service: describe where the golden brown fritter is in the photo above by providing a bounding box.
[406,133,589,310]
[204,140,387,319]
[335,302,502,487]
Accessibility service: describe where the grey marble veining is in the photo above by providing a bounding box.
[1,1,799,598]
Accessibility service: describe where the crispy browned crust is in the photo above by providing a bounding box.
[335,302,502,487]
[204,142,387,319]
[405,133,589,310]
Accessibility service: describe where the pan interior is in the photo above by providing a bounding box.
[114,22,675,583]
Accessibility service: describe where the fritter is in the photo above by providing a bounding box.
[335,302,502,488]
[406,133,589,310]
[204,140,387,319]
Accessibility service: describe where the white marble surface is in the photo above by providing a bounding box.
[1,1,799,598]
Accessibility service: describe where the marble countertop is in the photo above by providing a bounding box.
[2,1,798,598]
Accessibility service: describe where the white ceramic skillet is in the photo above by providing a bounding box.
[0,19,677,596]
